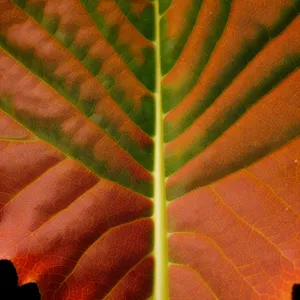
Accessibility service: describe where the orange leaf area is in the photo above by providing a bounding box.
[168,139,300,299]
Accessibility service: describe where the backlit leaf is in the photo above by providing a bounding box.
[0,0,299,299]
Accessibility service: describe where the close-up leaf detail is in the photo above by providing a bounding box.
[0,0,300,299]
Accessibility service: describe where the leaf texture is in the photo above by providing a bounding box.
[0,0,300,299]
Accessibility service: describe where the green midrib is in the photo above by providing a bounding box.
[154,0,169,299]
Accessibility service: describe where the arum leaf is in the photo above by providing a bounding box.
[0,0,300,299]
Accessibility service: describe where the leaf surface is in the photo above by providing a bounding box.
[0,0,300,299]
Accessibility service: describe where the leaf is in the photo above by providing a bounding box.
[0,0,299,299]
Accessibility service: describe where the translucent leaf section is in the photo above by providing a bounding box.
[164,0,300,299]
[0,0,155,299]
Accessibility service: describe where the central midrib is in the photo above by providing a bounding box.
[153,0,169,299]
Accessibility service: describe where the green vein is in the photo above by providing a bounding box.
[165,54,300,175]
[162,0,232,112]
[8,1,154,169]
[0,99,152,197]
[12,0,155,136]
[160,0,204,75]
[13,0,154,91]
[159,0,172,15]
[164,4,300,141]
[167,130,300,201]
[114,0,155,40]
[79,0,156,91]
[0,44,153,175]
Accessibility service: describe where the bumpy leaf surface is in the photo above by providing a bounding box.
[0,0,300,299]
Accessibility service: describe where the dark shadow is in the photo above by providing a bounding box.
[0,260,40,300]
[293,284,300,300]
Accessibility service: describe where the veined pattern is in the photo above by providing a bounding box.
[0,0,299,299]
